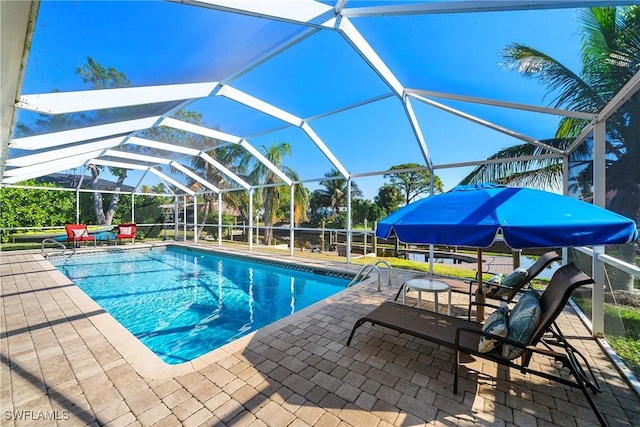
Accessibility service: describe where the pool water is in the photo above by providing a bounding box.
[50,247,351,364]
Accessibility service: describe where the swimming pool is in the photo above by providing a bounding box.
[50,246,352,364]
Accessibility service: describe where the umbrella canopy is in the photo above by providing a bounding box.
[376,183,638,249]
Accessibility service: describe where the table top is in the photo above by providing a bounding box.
[404,277,450,292]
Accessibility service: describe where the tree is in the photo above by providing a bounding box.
[464,7,640,193]
[384,163,444,205]
[351,198,385,225]
[244,141,308,245]
[0,180,75,242]
[375,184,404,217]
[313,168,363,217]
[15,57,134,225]
[461,6,640,290]
[181,130,247,239]
[76,58,133,225]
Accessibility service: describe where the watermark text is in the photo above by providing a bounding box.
[4,410,70,421]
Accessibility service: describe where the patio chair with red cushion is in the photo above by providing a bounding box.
[115,223,136,244]
[65,224,96,248]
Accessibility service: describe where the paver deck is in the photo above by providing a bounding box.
[1,244,639,426]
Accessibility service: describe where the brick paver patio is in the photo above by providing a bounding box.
[1,244,639,426]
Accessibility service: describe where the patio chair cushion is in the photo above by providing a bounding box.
[72,228,89,238]
[478,306,508,353]
[481,273,503,296]
[502,266,528,288]
[502,291,541,360]
[486,267,528,299]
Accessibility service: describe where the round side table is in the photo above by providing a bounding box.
[401,277,451,315]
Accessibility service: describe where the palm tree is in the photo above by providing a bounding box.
[314,168,363,217]
[245,141,308,245]
[186,144,247,238]
[464,6,640,191]
[462,6,640,290]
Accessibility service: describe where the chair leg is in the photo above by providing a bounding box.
[393,284,405,302]
[566,352,609,426]
[346,319,367,346]
[453,348,460,394]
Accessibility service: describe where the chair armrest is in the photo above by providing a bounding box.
[469,300,505,312]
[454,327,557,357]
[454,327,578,367]
[468,271,498,285]
[474,281,531,301]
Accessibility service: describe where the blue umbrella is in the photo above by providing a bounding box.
[376,183,638,248]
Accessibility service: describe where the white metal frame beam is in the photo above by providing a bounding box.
[9,117,160,150]
[170,161,220,193]
[340,1,638,18]
[148,168,195,196]
[219,85,351,178]
[408,92,565,154]
[405,88,596,120]
[5,136,125,167]
[198,152,251,190]
[103,149,171,165]
[89,158,149,170]
[16,82,219,114]
[170,0,337,27]
[161,117,293,185]
[127,137,251,189]
[3,155,90,183]
[336,17,431,166]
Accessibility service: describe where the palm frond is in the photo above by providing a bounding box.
[500,43,604,110]
[460,139,572,188]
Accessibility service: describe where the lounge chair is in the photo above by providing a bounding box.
[115,223,136,244]
[65,224,96,248]
[347,263,608,426]
[394,251,562,319]
[468,250,562,320]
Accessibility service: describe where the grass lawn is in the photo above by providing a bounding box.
[573,298,640,379]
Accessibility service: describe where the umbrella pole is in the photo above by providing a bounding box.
[476,248,485,322]
[429,245,434,275]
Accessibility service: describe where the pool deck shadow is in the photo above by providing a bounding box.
[1,244,639,426]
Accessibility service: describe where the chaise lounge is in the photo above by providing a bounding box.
[395,250,562,320]
[466,250,562,319]
[347,263,608,426]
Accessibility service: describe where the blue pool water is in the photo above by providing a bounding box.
[50,247,351,364]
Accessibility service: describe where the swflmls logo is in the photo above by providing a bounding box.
[4,410,70,420]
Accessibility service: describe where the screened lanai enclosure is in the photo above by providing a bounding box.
[2,0,640,392]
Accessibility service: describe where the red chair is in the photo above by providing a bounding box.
[65,224,96,248]
[115,223,136,244]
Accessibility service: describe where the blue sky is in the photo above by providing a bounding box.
[17,1,586,200]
